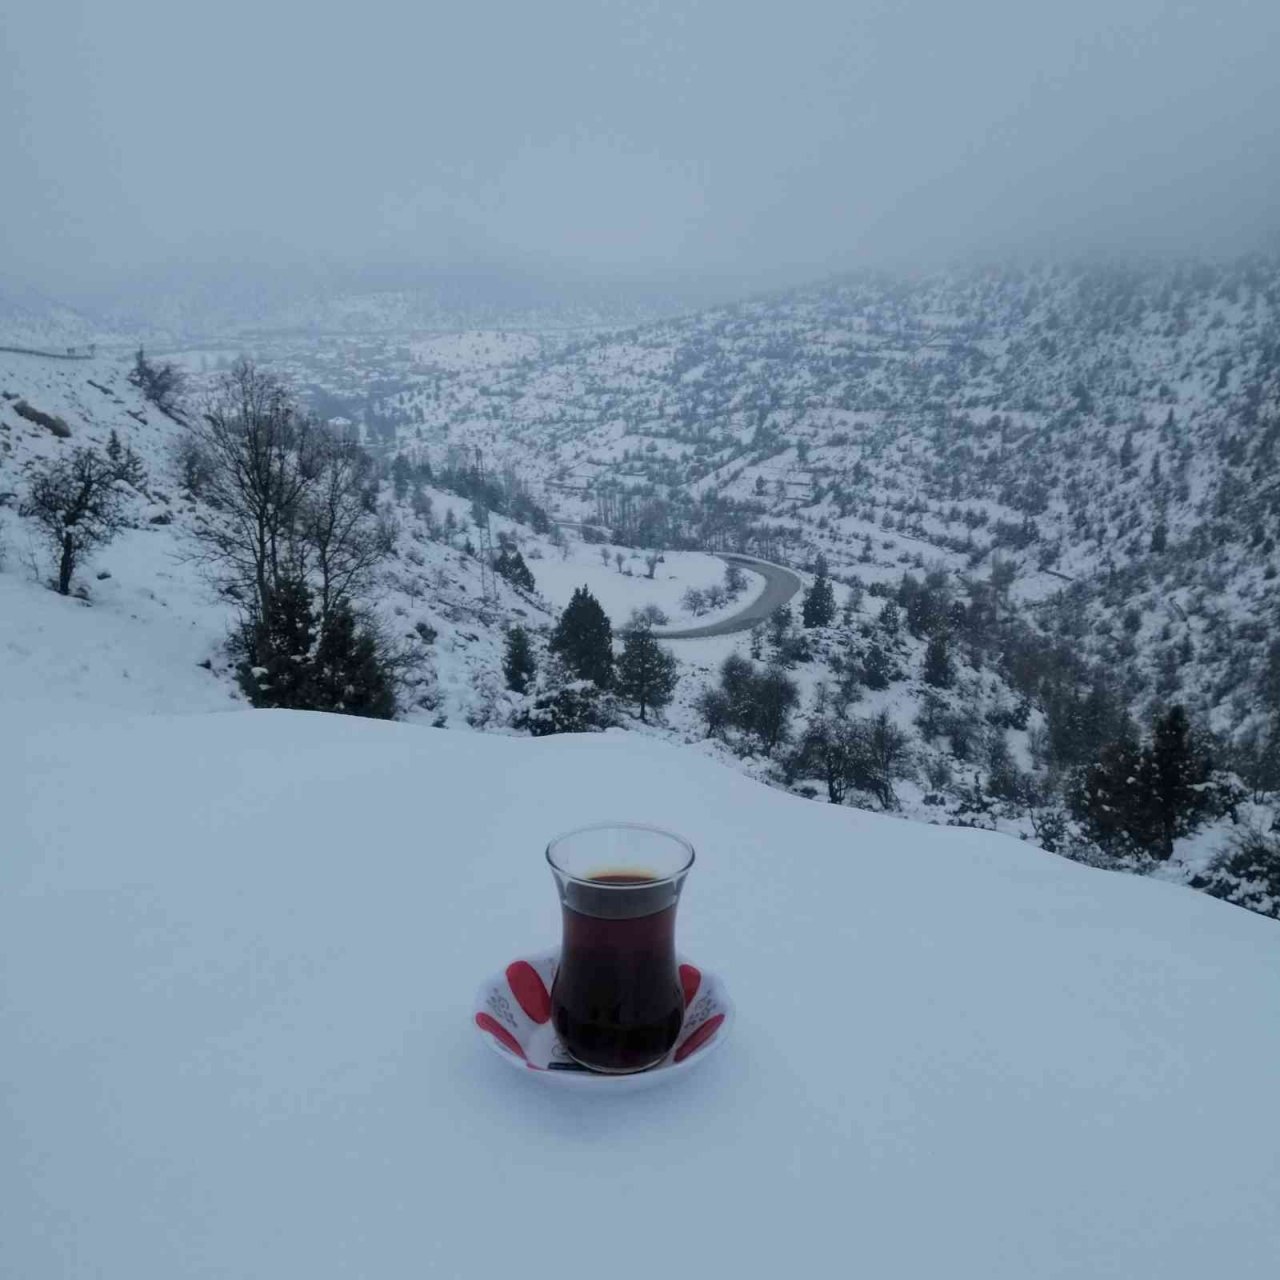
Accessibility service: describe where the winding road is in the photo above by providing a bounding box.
[653,553,802,640]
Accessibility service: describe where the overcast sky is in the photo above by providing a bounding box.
[3,0,1278,296]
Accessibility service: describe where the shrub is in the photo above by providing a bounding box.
[1194,828,1280,920]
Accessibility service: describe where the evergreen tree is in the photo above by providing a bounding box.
[494,547,536,592]
[1070,731,1148,857]
[1140,705,1212,859]
[391,455,412,500]
[1071,706,1212,860]
[878,599,901,637]
[1120,430,1136,470]
[863,642,892,690]
[515,658,610,737]
[1262,641,1280,718]
[802,557,836,627]
[923,633,954,688]
[615,625,679,722]
[502,625,537,693]
[237,574,317,710]
[549,586,614,687]
[311,601,397,719]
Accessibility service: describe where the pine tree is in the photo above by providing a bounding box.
[1140,705,1212,859]
[237,575,317,710]
[311,601,397,719]
[615,625,679,722]
[502,625,536,693]
[515,657,609,737]
[923,633,954,688]
[391,455,412,500]
[1070,731,1148,857]
[1071,707,1213,860]
[1120,430,1136,470]
[863,642,892,690]
[495,548,536,592]
[1262,641,1280,718]
[802,558,836,627]
[549,586,614,687]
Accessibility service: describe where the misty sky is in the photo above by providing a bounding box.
[3,0,1279,295]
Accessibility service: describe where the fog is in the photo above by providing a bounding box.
[3,0,1278,300]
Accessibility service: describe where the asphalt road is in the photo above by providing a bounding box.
[654,553,803,640]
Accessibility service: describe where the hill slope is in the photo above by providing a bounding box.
[2,709,1278,1279]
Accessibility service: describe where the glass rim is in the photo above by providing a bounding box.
[545,821,695,887]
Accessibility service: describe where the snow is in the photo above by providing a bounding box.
[3,709,1279,1279]
[533,547,758,627]
[0,536,233,720]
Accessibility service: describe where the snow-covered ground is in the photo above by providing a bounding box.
[2,709,1278,1279]
[410,330,546,370]
[532,546,758,628]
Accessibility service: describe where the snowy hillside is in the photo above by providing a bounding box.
[2,710,1279,1280]
[4,269,1279,921]
[0,348,771,729]
[354,259,1280,910]
[0,283,105,352]
[0,348,556,725]
[386,260,1280,738]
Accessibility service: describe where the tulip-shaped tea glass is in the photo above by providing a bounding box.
[547,823,695,1073]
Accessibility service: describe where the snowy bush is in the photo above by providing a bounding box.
[1194,828,1280,919]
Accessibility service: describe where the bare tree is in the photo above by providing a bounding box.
[190,359,317,616]
[300,433,382,629]
[861,710,913,809]
[22,448,127,594]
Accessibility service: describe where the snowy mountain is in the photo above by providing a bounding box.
[55,266,718,345]
[3,261,1279,922]
[3,709,1279,1280]
[0,282,105,351]
[360,258,1280,906]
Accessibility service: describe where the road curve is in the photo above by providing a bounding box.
[653,553,803,640]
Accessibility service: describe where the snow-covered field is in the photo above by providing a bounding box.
[3,709,1278,1279]
[532,546,758,628]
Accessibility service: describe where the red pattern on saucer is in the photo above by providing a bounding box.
[474,949,732,1084]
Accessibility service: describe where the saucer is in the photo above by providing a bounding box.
[473,948,733,1091]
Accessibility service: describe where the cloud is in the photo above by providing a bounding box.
[2,0,1277,295]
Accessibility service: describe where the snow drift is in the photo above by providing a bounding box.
[2,710,1278,1278]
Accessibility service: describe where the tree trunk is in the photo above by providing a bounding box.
[58,534,74,595]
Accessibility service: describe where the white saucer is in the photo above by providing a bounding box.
[473,947,733,1092]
